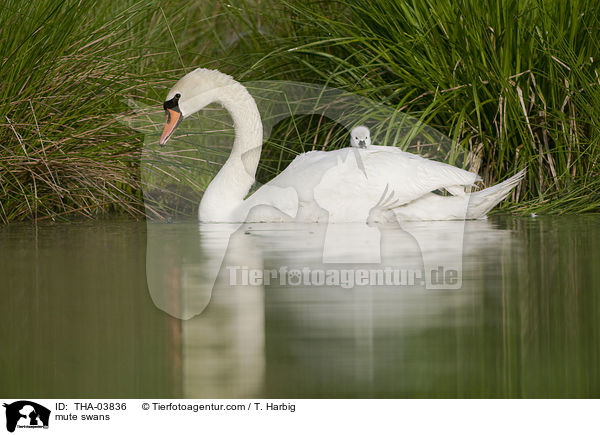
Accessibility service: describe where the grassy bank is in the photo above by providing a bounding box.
[1,0,599,222]
[0,0,214,222]
[218,0,600,214]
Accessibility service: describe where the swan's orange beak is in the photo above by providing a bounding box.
[159,108,182,145]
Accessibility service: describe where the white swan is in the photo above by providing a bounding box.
[159,68,524,222]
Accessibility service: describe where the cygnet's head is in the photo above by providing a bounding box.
[350,126,371,149]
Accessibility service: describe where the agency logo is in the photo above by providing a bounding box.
[3,401,50,433]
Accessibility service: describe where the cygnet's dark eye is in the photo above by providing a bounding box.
[175,93,181,99]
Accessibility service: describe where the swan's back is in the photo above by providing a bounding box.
[248,146,481,222]
[361,145,481,195]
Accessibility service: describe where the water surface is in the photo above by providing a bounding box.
[1,216,599,398]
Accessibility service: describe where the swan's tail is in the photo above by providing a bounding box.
[466,169,526,219]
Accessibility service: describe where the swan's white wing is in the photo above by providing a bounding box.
[363,145,481,197]
[265,150,337,190]
[312,147,480,222]
[244,146,480,222]
[245,150,335,207]
[237,150,335,221]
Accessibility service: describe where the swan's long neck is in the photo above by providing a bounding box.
[199,84,263,221]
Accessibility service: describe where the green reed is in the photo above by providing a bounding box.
[214,0,600,214]
[2,0,599,222]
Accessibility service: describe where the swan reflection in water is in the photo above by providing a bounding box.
[145,217,510,397]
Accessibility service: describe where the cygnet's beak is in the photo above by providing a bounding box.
[159,108,182,145]
[358,140,366,148]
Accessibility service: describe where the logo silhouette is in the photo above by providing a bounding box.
[3,401,50,433]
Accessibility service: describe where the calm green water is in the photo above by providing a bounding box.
[1,216,599,398]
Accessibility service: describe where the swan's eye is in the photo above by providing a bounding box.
[163,93,182,111]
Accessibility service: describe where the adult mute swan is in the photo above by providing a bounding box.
[159,68,524,222]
